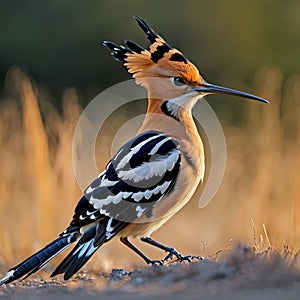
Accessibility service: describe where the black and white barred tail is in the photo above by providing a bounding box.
[0,233,78,285]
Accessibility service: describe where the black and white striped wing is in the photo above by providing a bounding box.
[70,130,181,240]
[52,131,181,279]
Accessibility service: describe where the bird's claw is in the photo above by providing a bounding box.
[180,255,203,262]
[163,249,204,263]
[146,247,205,266]
[163,252,174,261]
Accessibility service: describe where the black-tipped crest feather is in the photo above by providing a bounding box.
[103,17,168,64]
[133,16,158,43]
[103,41,132,62]
[125,40,144,54]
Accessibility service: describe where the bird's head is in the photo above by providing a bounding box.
[103,17,268,116]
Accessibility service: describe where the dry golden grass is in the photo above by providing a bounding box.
[0,66,299,271]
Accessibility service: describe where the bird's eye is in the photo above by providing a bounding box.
[173,77,186,87]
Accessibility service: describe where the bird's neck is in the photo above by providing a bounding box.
[139,98,201,146]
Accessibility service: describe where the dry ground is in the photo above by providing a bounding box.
[1,246,300,300]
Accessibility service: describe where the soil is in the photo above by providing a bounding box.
[1,246,300,300]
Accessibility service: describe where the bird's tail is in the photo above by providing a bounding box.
[0,233,78,285]
[51,223,105,280]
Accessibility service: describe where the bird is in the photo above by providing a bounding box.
[0,17,268,285]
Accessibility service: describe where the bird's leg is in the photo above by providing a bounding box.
[140,237,202,263]
[120,237,164,265]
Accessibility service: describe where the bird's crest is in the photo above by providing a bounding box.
[103,17,201,86]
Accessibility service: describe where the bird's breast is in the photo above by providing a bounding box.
[119,135,205,239]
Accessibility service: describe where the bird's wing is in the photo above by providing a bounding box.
[51,130,181,279]
[66,130,181,244]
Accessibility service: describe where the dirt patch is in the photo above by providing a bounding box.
[1,246,300,300]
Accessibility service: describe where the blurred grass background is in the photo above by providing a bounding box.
[0,0,299,272]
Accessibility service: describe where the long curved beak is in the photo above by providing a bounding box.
[193,81,269,103]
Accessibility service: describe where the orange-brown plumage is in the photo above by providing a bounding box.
[125,35,203,87]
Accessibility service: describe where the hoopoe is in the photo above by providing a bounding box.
[0,17,268,284]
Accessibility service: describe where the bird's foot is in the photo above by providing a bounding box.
[163,248,204,263]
